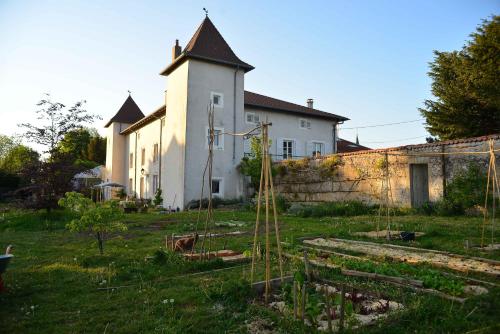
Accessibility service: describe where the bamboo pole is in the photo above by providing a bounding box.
[301,282,306,322]
[324,285,333,333]
[268,141,285,282]
[293,280,298,319]
[250,126,266,283]
[264,124,271,303]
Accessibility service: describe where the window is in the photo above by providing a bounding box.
[312,142,325,158]
[141,148,146,166]
[128,178,133,195]
[153,144,159,163]
[152,175,159,193]
[299,119,311,129]
[206,127,224,150]
[245,112,260,124]
[282,140,294,159]
[129,153,134,169]
[211,178,223,197]
[210,92,224,108]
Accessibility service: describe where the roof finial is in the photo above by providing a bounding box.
[128,90,131,96]
[203,7,208,17]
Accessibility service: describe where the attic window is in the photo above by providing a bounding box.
[299,119,311,129]
[210,92,224,108]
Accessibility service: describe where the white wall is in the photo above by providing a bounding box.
[105,122,129,186]
[163,61,189,209]
[243,107,337,160]
[183,60,246,204]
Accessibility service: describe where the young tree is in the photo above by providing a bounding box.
[57,128,106,167]
[239,136,275,189]
[19,94,101,153]
[0,145,39,175]
[59,192,126,255]
[419,16,500,140]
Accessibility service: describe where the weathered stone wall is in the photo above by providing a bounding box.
[274,135,500,207]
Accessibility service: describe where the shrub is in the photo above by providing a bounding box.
[445,164,488,214]
[318,155,341,178]
[153,188,163,206]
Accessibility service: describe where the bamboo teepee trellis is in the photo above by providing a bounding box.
[250,121,284,303]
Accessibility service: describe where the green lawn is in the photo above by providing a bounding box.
[0,209,499,333]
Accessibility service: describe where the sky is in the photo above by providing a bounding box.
[0,0,498,150]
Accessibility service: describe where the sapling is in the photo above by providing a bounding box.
[59,192,126,254]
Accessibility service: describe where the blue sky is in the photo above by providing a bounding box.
[0,0,498,149]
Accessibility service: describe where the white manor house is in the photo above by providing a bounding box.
[104,16,349,209]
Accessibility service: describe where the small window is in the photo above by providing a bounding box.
[282,140,294,160]
[153,144,159,163]
[299,119,311,129]
[206,127,224,150]
[211,178,223,197]
[245,112,260,124]
[152,175,159,193]
[129,153,134,169]
[210,92,224,108]
[312,142,324,158]
[141,148,146,166]
[128,178,133,195]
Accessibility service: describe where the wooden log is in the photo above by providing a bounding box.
[304,250,311,281]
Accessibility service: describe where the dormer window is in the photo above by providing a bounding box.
[299,119,311,129]
[210,92,224,108]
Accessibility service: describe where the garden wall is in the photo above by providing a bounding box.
[274,135,500,207]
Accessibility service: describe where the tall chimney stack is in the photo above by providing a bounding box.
[307,98,314,108]
[172,39,181,62]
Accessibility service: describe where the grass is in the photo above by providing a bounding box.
[0,208,499,333]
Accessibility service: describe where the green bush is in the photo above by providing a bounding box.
[444,164,488,214]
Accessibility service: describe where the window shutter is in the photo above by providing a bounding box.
[243,138,251,155]
[306,141,314,157]
[292,139,298,158]
[276,138,283,161]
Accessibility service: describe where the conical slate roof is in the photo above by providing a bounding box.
[105,95,145,127]
[161,17,253,75]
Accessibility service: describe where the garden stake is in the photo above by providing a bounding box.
[304,250,311,281]
[301,282,306,323]
[339,284,346,332]
[293,280,298,319]
[324,285,333,333]
[250,142,265,283]
[264,123,271,303]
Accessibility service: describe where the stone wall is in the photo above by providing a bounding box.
[274,135,500,207]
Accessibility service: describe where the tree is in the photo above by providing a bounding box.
[419,16,500,140]
[0,145,39,175]
[59,192,126,255]
[57,128,106,167]
[20,151,83,211]
[239,136,275,189]
[0,134,19,160]
[19,94,101,153]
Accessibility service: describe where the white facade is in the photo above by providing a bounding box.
[104,17,347,209]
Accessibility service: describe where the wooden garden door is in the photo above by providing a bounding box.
[410,164,429,208]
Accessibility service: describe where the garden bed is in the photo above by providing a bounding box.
[304,238,500,277]
[183,250,248,263]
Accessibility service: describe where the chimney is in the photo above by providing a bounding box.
[307,98,314,109]
[172,39,181,62]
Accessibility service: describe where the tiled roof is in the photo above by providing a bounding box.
[120,105,166,134]
[336,134,500,157]
[105,95,145,128]
[337,138,371,153]
[245,91,349,122]
[161,17,253,76]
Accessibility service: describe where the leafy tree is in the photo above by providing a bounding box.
[0,134,19,160]
[419,16,500,140]
[86,134,106,164]
[59,192,126,254]
[239,136,275,189]
[20,152,83,211]
[0,145,39,175]
[19,94,101,153]
[57,128,106,165]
